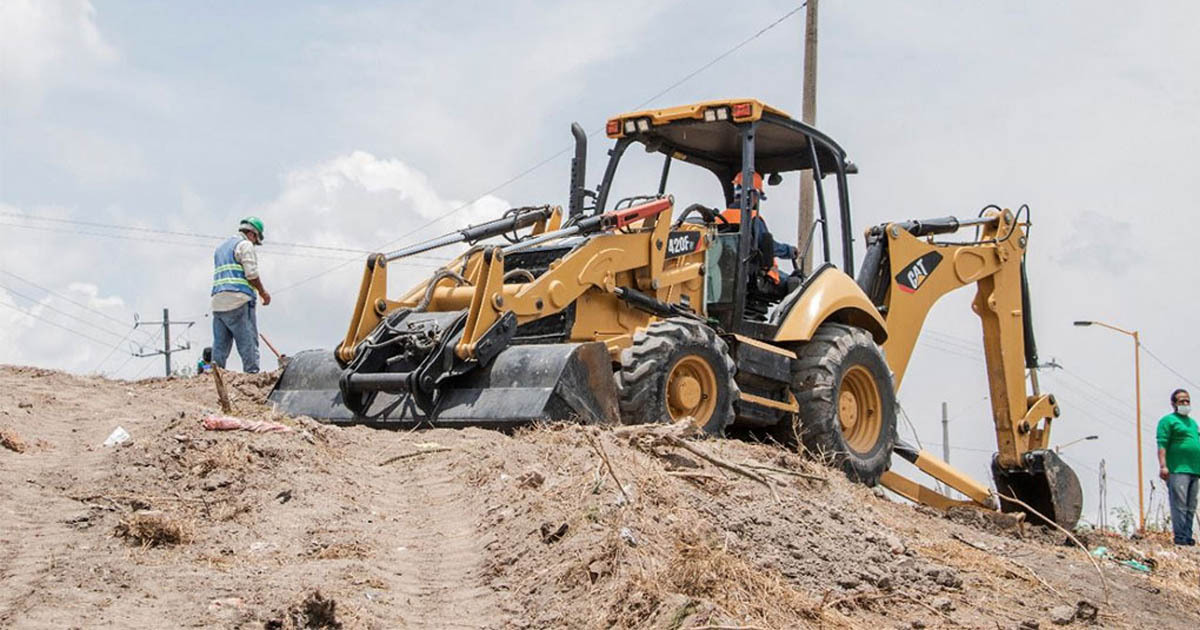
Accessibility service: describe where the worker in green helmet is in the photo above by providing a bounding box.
[210,217,271,373]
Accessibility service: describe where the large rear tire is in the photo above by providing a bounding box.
[790,323,897,485]
[617,318,737,436]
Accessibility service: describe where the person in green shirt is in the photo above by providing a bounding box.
[1157,388,1200,546]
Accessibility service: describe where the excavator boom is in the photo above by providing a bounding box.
[857,207,1082,528]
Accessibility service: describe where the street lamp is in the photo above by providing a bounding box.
[1074,320,1143,532]
[1055,434,1099,453]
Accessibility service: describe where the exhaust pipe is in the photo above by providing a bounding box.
[569,122,587,218]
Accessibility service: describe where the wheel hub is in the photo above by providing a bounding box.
[839,365,882,454]
[839,390,859,431]
[670,375,702,410]
[666,355,717,424]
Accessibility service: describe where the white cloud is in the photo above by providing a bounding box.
[241,151,511,362]
[0,151,515,377]
[67,282,125,309]
[0,0,117,102]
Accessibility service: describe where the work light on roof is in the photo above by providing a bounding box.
[636,118,650,132]
[703,107,731,122]
[624,120,637,134]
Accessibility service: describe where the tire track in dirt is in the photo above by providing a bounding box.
[366,451,496,629]
[0,428,106,625]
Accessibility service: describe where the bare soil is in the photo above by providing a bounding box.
[1,364,1197,628]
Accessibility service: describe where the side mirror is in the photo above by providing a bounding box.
[766,172,783,186]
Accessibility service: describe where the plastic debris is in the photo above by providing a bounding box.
[1120,559,1151,573]
[201,414,293,433]
[103,426,131,447]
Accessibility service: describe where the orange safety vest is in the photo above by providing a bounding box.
[720,208,781,284]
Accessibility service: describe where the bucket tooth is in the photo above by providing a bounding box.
[992,449,1083,530]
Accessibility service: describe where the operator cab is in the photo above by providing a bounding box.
[574,99,858,336]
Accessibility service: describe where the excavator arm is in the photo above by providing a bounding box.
[857,207,1082,528]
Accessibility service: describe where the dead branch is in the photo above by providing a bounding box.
[211,367,233,413]
[618,421,780,502]
[742,462,827,482]
[1008,558,1065,599]
[377,447,451,466]
[897,592,956,624]
[585,429,631,505]
[996,492,1109,605]
[950,532,990,551]
[666,471,726,481]
[950,532,1068,600]
[665,437,780,503]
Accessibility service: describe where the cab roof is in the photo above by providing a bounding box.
[606,98,848,176]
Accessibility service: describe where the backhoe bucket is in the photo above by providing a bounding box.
[992,449,1083,530]
[268,343,620,428]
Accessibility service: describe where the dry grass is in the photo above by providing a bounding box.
[1,426,28,453]
[493,424,865,629]
[266,590,343,630]
[113,511,193,547]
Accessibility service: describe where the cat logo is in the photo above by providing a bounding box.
[895,251,943,293]
[664,231,703,259]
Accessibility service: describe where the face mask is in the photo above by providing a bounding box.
[1177,404,1191,416]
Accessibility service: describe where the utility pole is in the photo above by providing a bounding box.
[941,401,952,498]
[797,0,819,275]
[134,308,195,376]
[1098,459,1108,532]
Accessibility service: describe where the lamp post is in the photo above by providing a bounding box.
[1055,434,1099,453]
[1074,320,1143,532]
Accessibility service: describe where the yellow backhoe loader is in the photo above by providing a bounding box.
[271,99,1082,528]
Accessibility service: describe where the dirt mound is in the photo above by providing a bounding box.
[1,365,1198,629]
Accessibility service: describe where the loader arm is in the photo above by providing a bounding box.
[857,208,1081,528]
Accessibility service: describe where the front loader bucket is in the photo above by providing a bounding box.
[268,349,350,421]
[992,449,1083,530]
[268,343,620,428]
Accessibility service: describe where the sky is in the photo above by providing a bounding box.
[2,0,1198,530]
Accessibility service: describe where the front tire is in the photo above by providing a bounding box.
[790,323,897,485]
[617,318,737,435]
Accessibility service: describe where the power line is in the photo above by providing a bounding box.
[632,3,806,113]
[131,356,157,380]
[0,272,158,374]
[0,220,452,266]
[274,4,806,294]
[1059,365,1133,410]
[1140,342,1199,390]
[0,212,373,255]
[0,300,122,348]
[0,221,360,262]
[0,269,131,327]
[92,325,142,374]
[922,440,994,455]
[1058,453,1138,490]
[109,327,159,377]
[0,282,131,341]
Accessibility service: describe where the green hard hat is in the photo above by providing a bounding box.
[239,216,265,241]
